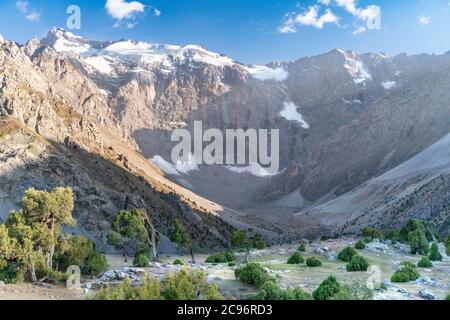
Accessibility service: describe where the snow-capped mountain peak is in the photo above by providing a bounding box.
[40,27,289,81]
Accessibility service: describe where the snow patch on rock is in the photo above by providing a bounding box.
[280,101,310,129]
[244,65,289,81]
[226,164,278,177]
[381,81,397,90]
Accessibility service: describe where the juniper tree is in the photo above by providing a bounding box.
[20,187,75,269]
[169,219,195,264]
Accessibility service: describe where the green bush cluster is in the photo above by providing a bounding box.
[173,259,184,266]
[346,255,369,272]
[306,257,322,267]
[417,257,433,268]
[361,227,384,240]
[234,263,274,288]
[391,263,420,283]
[205,251,236,264]
[355,240,366,250]
[287,252,304,265]
[253,281,312,300]
[93,269,223,300]
[312,276,341,300]
[338,246,358,262]
[298,244,306,252]
[133,253,150,267]
[54,235,108,277]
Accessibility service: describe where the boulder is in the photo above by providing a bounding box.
[419,290,436,300]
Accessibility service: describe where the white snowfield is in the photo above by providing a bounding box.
[381,81,397,90]
[46,28,288,81]
[280,101,310,129]
[151,155,199,176]
[225,164,279,177]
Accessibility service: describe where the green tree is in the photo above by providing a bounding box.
[108,209,158,265]
[54,234,108,277]
[428,243,442,262]
[169,219,195,264]
[408,230,429,255]
[338,246,358,262]
[287,252,304,265]
[306,257,322,267]
[298,244,306,252]
[20,187,75,269]
[162,269,223,300]
[6,211,52,282]
[417,257,433,268]
[313,276,342,300]
[355,240,366,250]
[231,230,252,263]
[346,255,369,272]
[235,263,274,288]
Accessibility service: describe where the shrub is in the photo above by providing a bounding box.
[355,240,366,250]
[173,259,184,266]
[163,269,223,300]
[298,244,306,252]
[84,252,109,277]
[320,236,331,242]
[338,246,358,262]
[235,263,274,288]
[254,281,312,300]
[205,251,236,264]
[346,255,369,272]
[93,277,162,300]
[287,252,304,265]
[408,230,429,255]
[428,243,442,262]
[361,227,384,240]
[306,257,322,267]
[445,236,450,255]
[106,231,124,248]
[313,276,341,300]
[391,265,420,283]
[446,294,450,301]
[0,260,25,284]
[400,261,416,269]
[54,235,108,277]
[385,230,401,244]
[251,235,268,250]
[417,257,433,268]
[228,262,236,267]
[133,253,150,267]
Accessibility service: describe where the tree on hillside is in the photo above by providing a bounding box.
[20,187,75,269]
[107,209,158,266]
[169,219,195,264]
[5,211,53,282]
[232,230,252,263]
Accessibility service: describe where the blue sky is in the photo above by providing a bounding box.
[0,0,449,64]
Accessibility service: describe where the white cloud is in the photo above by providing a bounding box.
[15,1,28,13]
[26,11,41,22]
[279,6,339,33]
[106,0,145,20]
[15,1,40,22]
[352,26,366,35]
[335,0,379,23]
[418,16,431,26]
[153,8,161,17]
